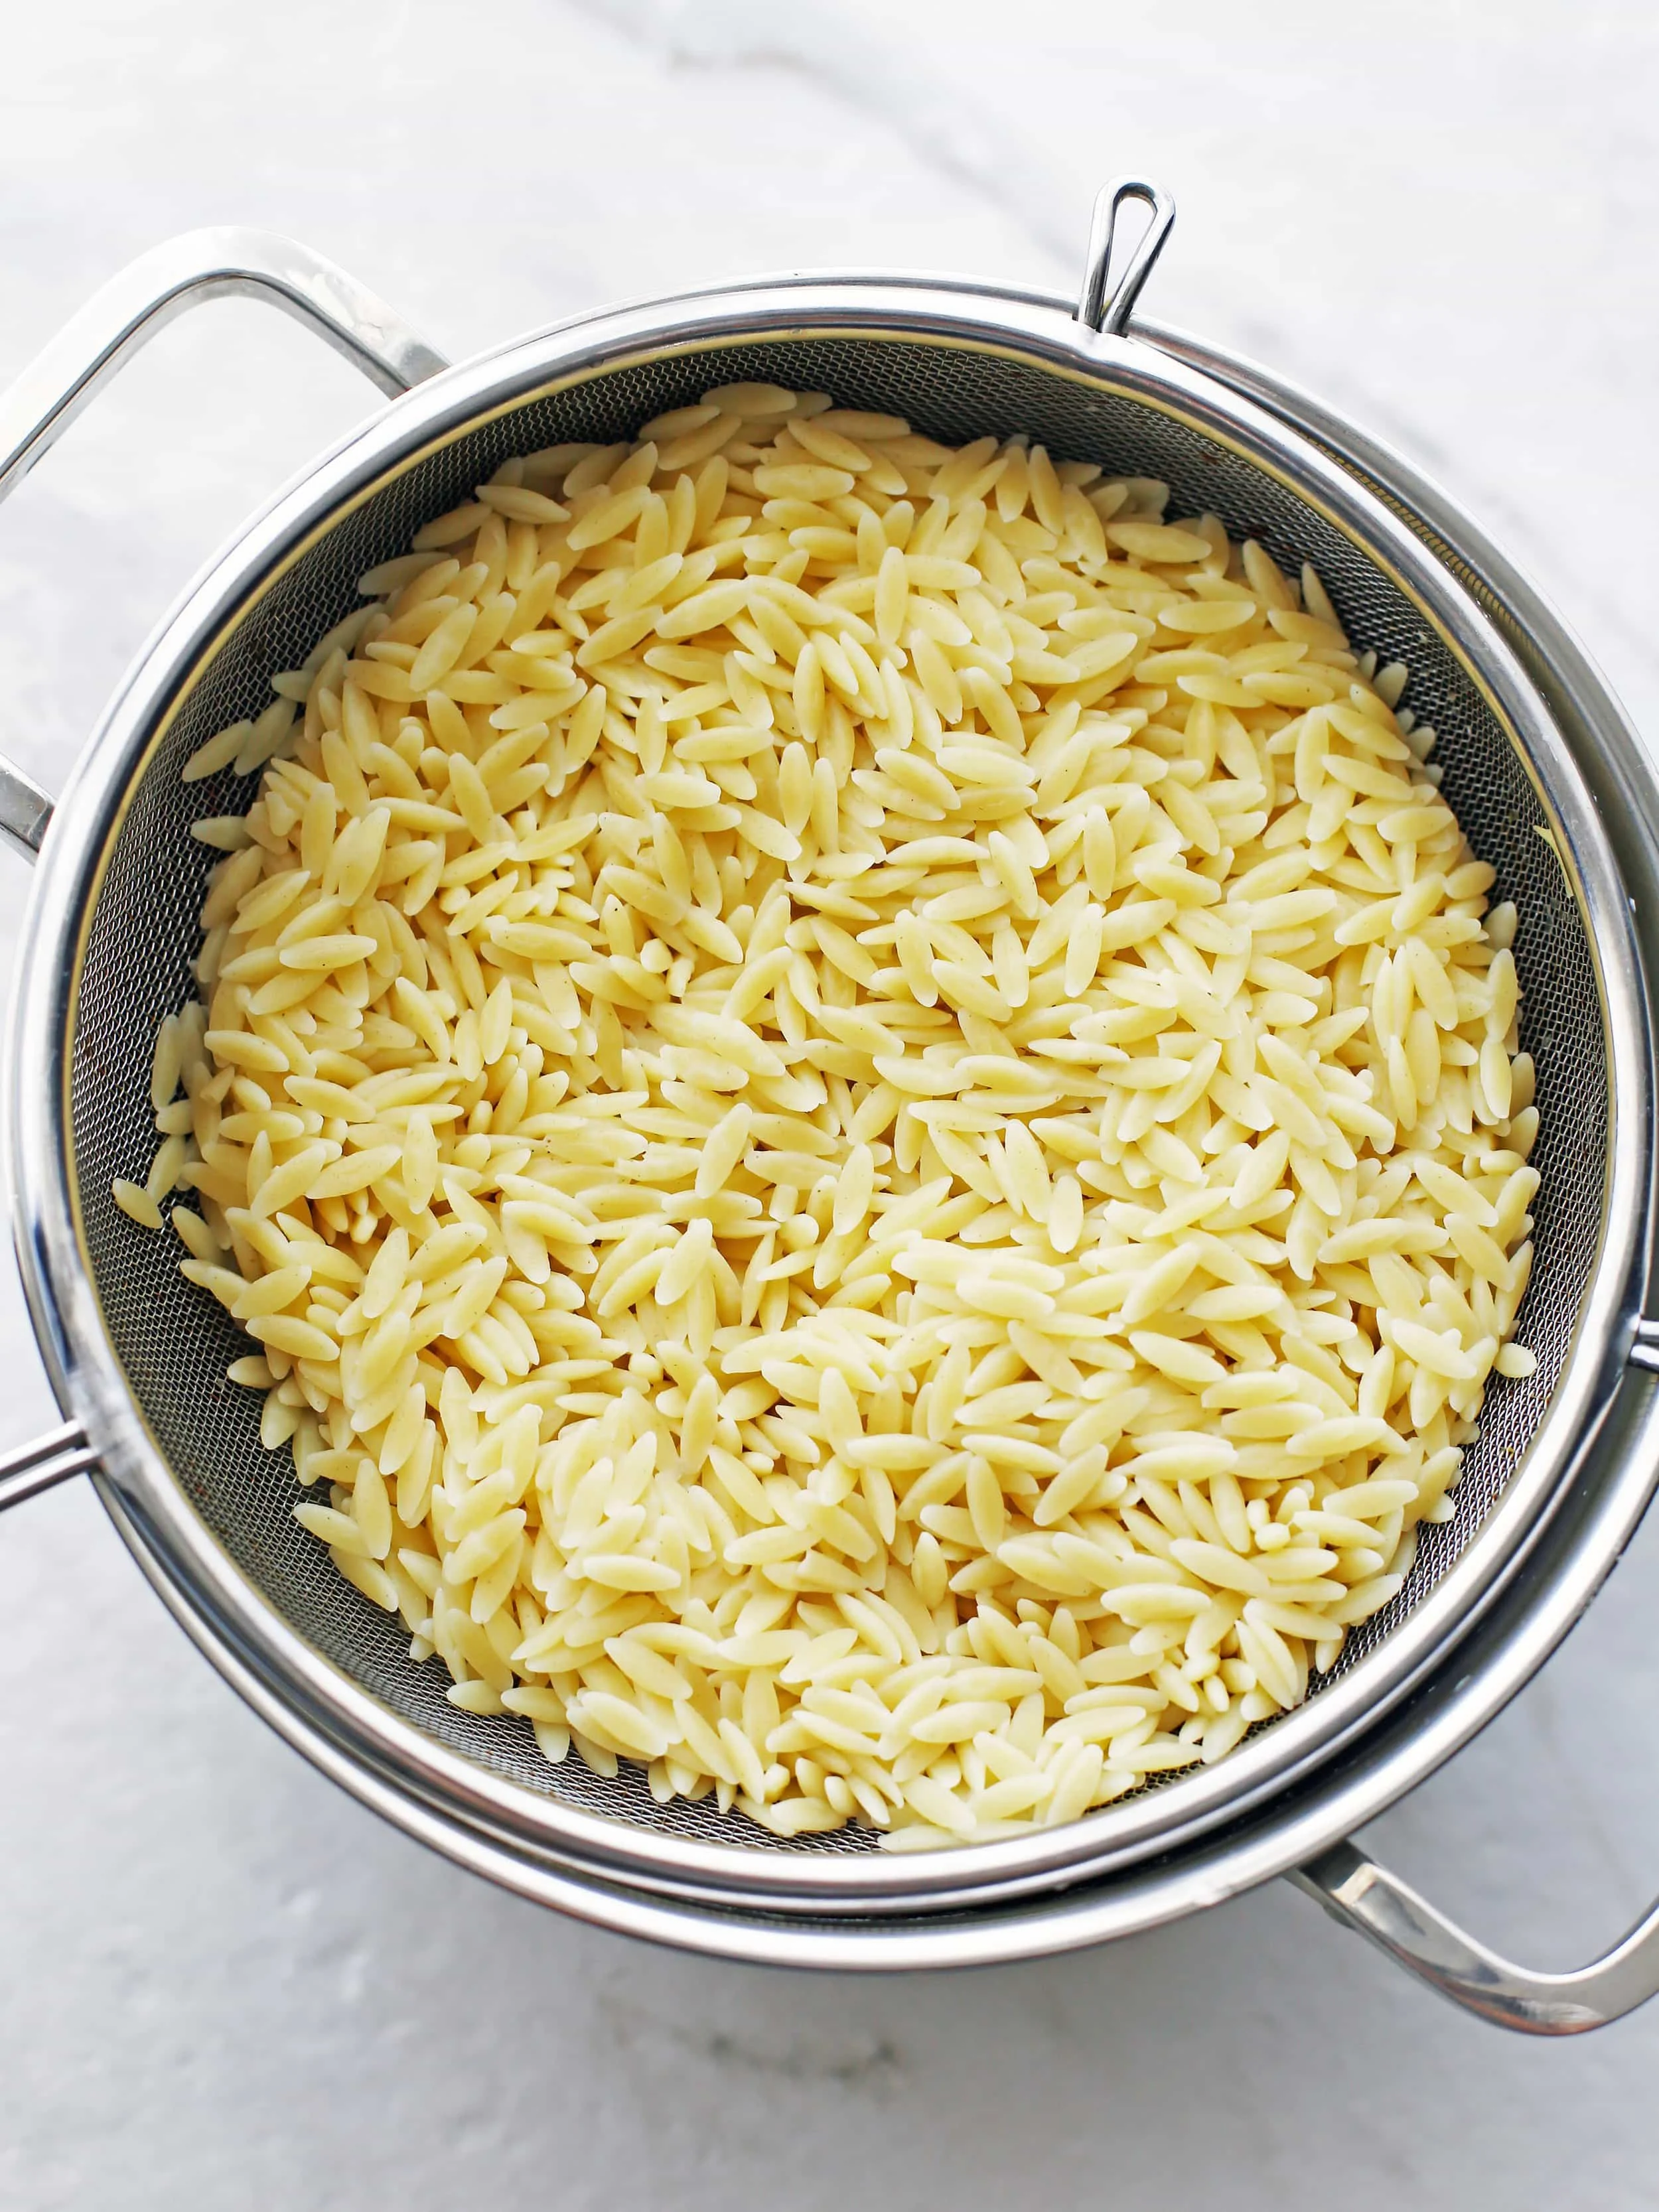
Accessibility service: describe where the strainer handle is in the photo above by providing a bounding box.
[1077,179,1177,337]
[0,228,449,859]
[0,1421,100,1512]
[0,226,448,506]
[1292,1838,1659,2033]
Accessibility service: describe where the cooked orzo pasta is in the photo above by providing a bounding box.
[117,383,1539,1844]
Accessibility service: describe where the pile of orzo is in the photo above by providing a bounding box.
[115,382,1539,1844]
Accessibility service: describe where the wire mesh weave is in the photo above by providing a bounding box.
[67,331,1603,1857]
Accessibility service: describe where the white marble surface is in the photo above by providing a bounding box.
[3,2,1659,2202]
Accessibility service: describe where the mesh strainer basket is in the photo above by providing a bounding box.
[5,188,1659,2032]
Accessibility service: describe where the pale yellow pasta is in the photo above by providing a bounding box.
[121,385,1537,1844]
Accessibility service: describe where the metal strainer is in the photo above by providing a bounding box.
[5,185,1659,2032]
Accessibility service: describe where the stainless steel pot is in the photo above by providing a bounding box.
[5,184,1659,2033]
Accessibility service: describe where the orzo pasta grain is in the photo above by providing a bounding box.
[121,385,1538,1842]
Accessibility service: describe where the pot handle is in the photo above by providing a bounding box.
[0,226,450,861]
[1292,1838,1659,2033]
